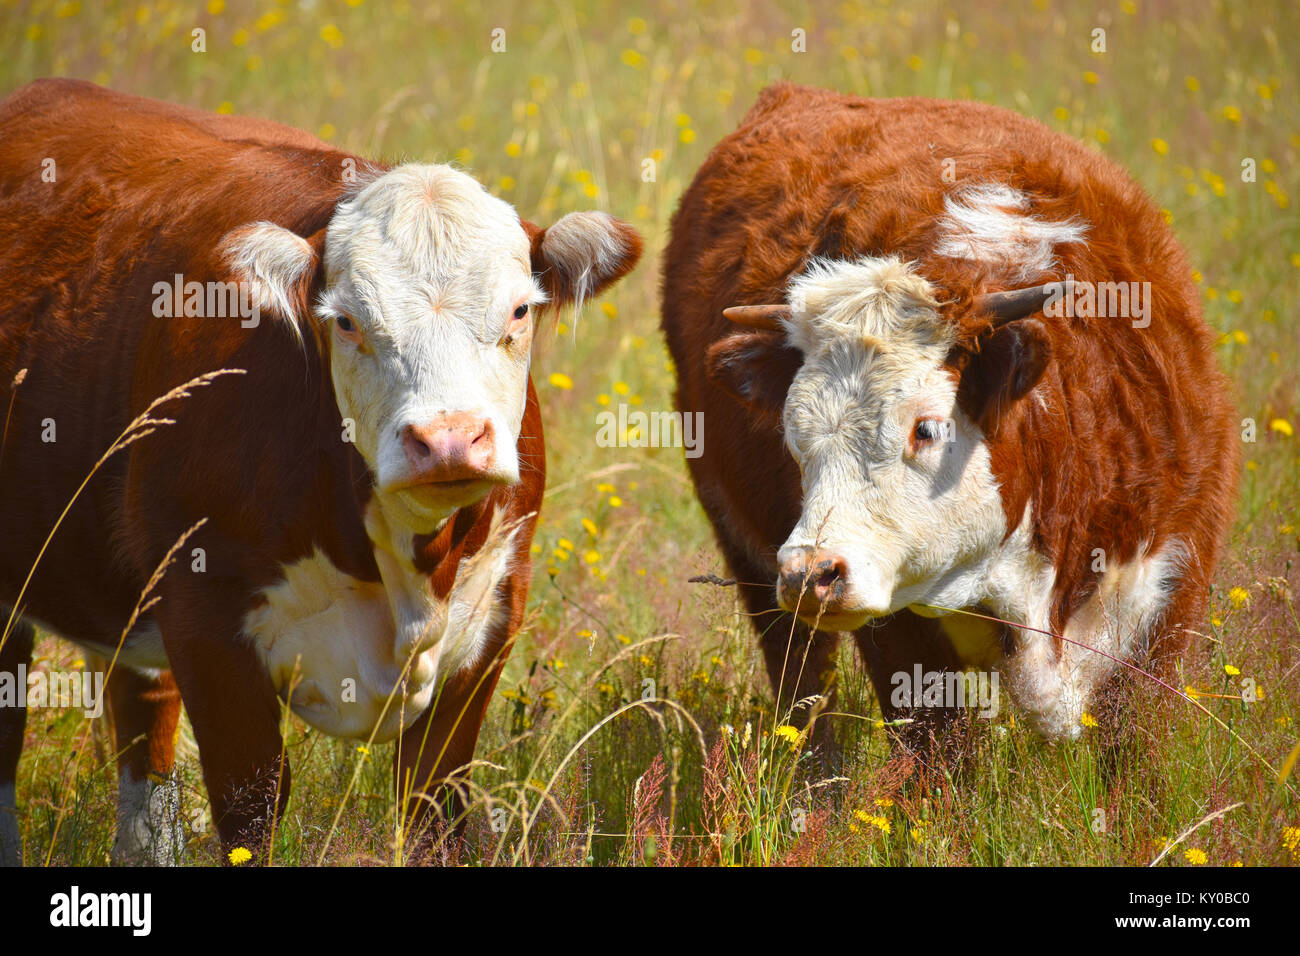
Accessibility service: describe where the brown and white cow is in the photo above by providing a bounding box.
[0,79,640,864]
[663,83,1238,755]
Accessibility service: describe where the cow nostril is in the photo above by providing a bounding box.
[811,556,848,599]
[402,426,432,461]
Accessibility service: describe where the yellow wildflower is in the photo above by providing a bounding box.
[772,724,801,746]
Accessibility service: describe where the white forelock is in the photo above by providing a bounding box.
[783,256,950,358]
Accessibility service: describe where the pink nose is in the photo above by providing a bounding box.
[777,548,851,618]
[400,413,495,483]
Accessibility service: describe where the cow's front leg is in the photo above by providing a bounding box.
[394,642,509,859]
[155,590,288,862]
[855,610,970,763]
[106,666,185,865]
[0,613,35,866]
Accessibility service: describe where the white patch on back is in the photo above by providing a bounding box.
[934,183,1088,283]
[243,502,525,742]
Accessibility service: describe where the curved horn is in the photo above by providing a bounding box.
[722,304,791,331]
[972,280,1072,326]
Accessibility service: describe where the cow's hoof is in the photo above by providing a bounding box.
[111,773,186,866]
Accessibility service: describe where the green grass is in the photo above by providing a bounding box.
[4,0,1297,866]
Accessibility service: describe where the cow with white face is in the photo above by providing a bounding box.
[772,258,1021,631]
[708,253,1231,743]
[0,80,643,862]
[668,85,1237,760]
[225,164,641,746]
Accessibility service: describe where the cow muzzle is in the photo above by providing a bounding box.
[777,547,883,630]
[400,412,500,485]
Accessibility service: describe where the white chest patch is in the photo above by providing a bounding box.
[243,505,525,742]
[985,507,1187,740]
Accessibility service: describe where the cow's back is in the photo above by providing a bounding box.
[0,80,372,642]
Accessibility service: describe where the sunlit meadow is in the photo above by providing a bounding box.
[4,0,1297,866]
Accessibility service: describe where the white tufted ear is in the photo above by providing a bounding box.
[220,221,325,332]
[521,211,642,313]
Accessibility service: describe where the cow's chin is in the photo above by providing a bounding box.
[375,479,498,534]
[399,479,497,515]
[793,608,877,632]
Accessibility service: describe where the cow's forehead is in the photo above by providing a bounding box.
[323,163,532,304]
[783,257,954,401]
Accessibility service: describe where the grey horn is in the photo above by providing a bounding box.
[971,279,1073,326]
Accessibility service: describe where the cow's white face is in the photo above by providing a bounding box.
[773,258,1009,630]
[224,162,641,537]
[317,165,542,530]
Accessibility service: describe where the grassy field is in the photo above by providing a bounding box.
[3,0,1297,866]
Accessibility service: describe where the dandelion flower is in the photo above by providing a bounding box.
[773,724,801,746]
[548,372,573,390]
[228,846,252,865]
[1184,847,1207,865]
[1228,586,1251,609]
[1080,712,1098,728]
[1224,663,1240,676]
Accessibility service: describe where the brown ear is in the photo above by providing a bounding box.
[521,212,642,311]
[956,319,1051,433]
[706,331,804,424]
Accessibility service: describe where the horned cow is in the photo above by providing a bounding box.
[0,79,641,863]
[662,83,1238,754]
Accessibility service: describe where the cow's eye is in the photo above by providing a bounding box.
[914,418,943,443]
[335,314,363,345]
[513,304,529,320]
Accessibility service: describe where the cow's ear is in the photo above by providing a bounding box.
[220,221,327,323]
[522,212,642,311]
[706,330,804,424]
[957,319,1051,432]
